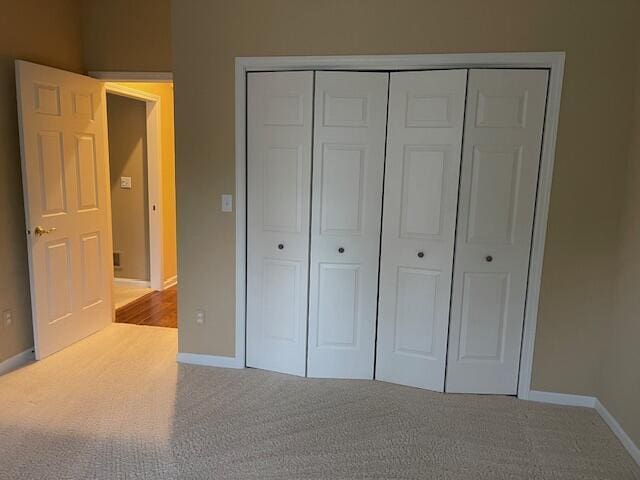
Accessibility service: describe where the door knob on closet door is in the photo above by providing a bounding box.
[417,251,425,258]
[277,243,284,250]
[485,255,493,262]
[338,247,345,254]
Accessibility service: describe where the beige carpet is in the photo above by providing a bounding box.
[0,324,637,480]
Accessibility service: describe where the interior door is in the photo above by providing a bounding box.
[246,71,313,376]
[16,60,114,359]
[445,69,549,394]
[375,70,467,391]
[306,71,389,379]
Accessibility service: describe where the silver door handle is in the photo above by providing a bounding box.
[34,226,57,236]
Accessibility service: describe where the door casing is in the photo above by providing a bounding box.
[232,52,565,401]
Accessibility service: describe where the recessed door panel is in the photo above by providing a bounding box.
[261,259,300,342]
[263,146,303,232]
[246,71,313,377]
[376,70,467,391]
[307,71,388,379]
[446,69,549,394]
[316,263,360,348]
[75,134,99,211]
[37,131,67,216]
[80,232,103,309]
[320,144,365,234]
[45,239,73,323]
[400,147,446,238]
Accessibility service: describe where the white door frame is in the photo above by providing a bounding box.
[234,52,565,399]
[102,81,165,291]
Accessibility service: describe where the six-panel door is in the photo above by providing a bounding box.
[306,71,389,379]
[246,71,313,376]
[375,70,467,391]
[16,61,113,359]
[445,69,549,394]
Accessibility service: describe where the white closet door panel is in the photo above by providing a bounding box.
[307,71,389,379]
[246,71,313,377]
[375,70,467,390]
[446,69,549,394]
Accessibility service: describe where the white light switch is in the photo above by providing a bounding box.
[120,176,132,189]
[221,194,233,212]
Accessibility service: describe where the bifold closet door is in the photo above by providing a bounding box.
[375,70,467,391]
[306,71,389,379]
[246,71,313,376]
[445,69,549,394]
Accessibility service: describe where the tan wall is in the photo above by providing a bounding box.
[598,41,640,446]
[0,0,84,363]
[81,0,172,72]
[172,0,638,394]
[116,82,178,283]
[107,93,150,281]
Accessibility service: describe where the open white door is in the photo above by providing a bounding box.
[16,61,113,360]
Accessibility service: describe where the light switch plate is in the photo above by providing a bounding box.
[221,194,233,212]
[120,176,132,189]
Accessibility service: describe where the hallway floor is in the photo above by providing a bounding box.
[115,285,177,328]
[0,324,637,479]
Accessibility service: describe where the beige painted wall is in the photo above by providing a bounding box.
[81,0,172,72]
[115,82,178,283]
[107,93,150,281]
[172,0,637,396]
[0,0,84,363]
[598,41,640,446]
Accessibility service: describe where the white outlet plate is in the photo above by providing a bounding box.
[195,309,205,325]
[2,309,12,327]
[120,176,132,189]
[221,194,233,212]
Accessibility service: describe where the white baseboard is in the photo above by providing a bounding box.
[595,399,640,466]
[527,390,597,408]
[114,277,151,288]
[163,275,178,289]
[0,348,34,376]
[528,390,639,467]
[176,352,244,369]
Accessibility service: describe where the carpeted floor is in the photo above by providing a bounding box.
[0,324,637,480]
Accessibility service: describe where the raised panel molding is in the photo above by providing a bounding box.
[72,92,94,120]
[37,131,67,216]
[261,259,299,342]
[405,94,452,127]
[264,95,304,126]
[476,91,528,128]
[33,83,61,116]
[75,134,99,211]
[393,267,439,359]
[320,144,365,235]
[323,92,369,127]
[467,146,522,244]
[400,146,446,239]
[45,239,73,324]
[316,263,360,348]
[80,232,103,309]
[458,272,510,362]
[263,146,303,232]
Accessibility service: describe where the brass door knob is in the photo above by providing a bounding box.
[34,226,57,236]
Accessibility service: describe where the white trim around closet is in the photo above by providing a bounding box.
[234,52,566,400]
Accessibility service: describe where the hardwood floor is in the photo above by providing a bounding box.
[115,286,177,328]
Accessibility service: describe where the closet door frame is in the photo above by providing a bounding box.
[233,52,565,401]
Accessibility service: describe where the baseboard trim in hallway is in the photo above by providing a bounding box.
[0,348,34,376]
[529,390,640,467]
[177,352,244,369]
